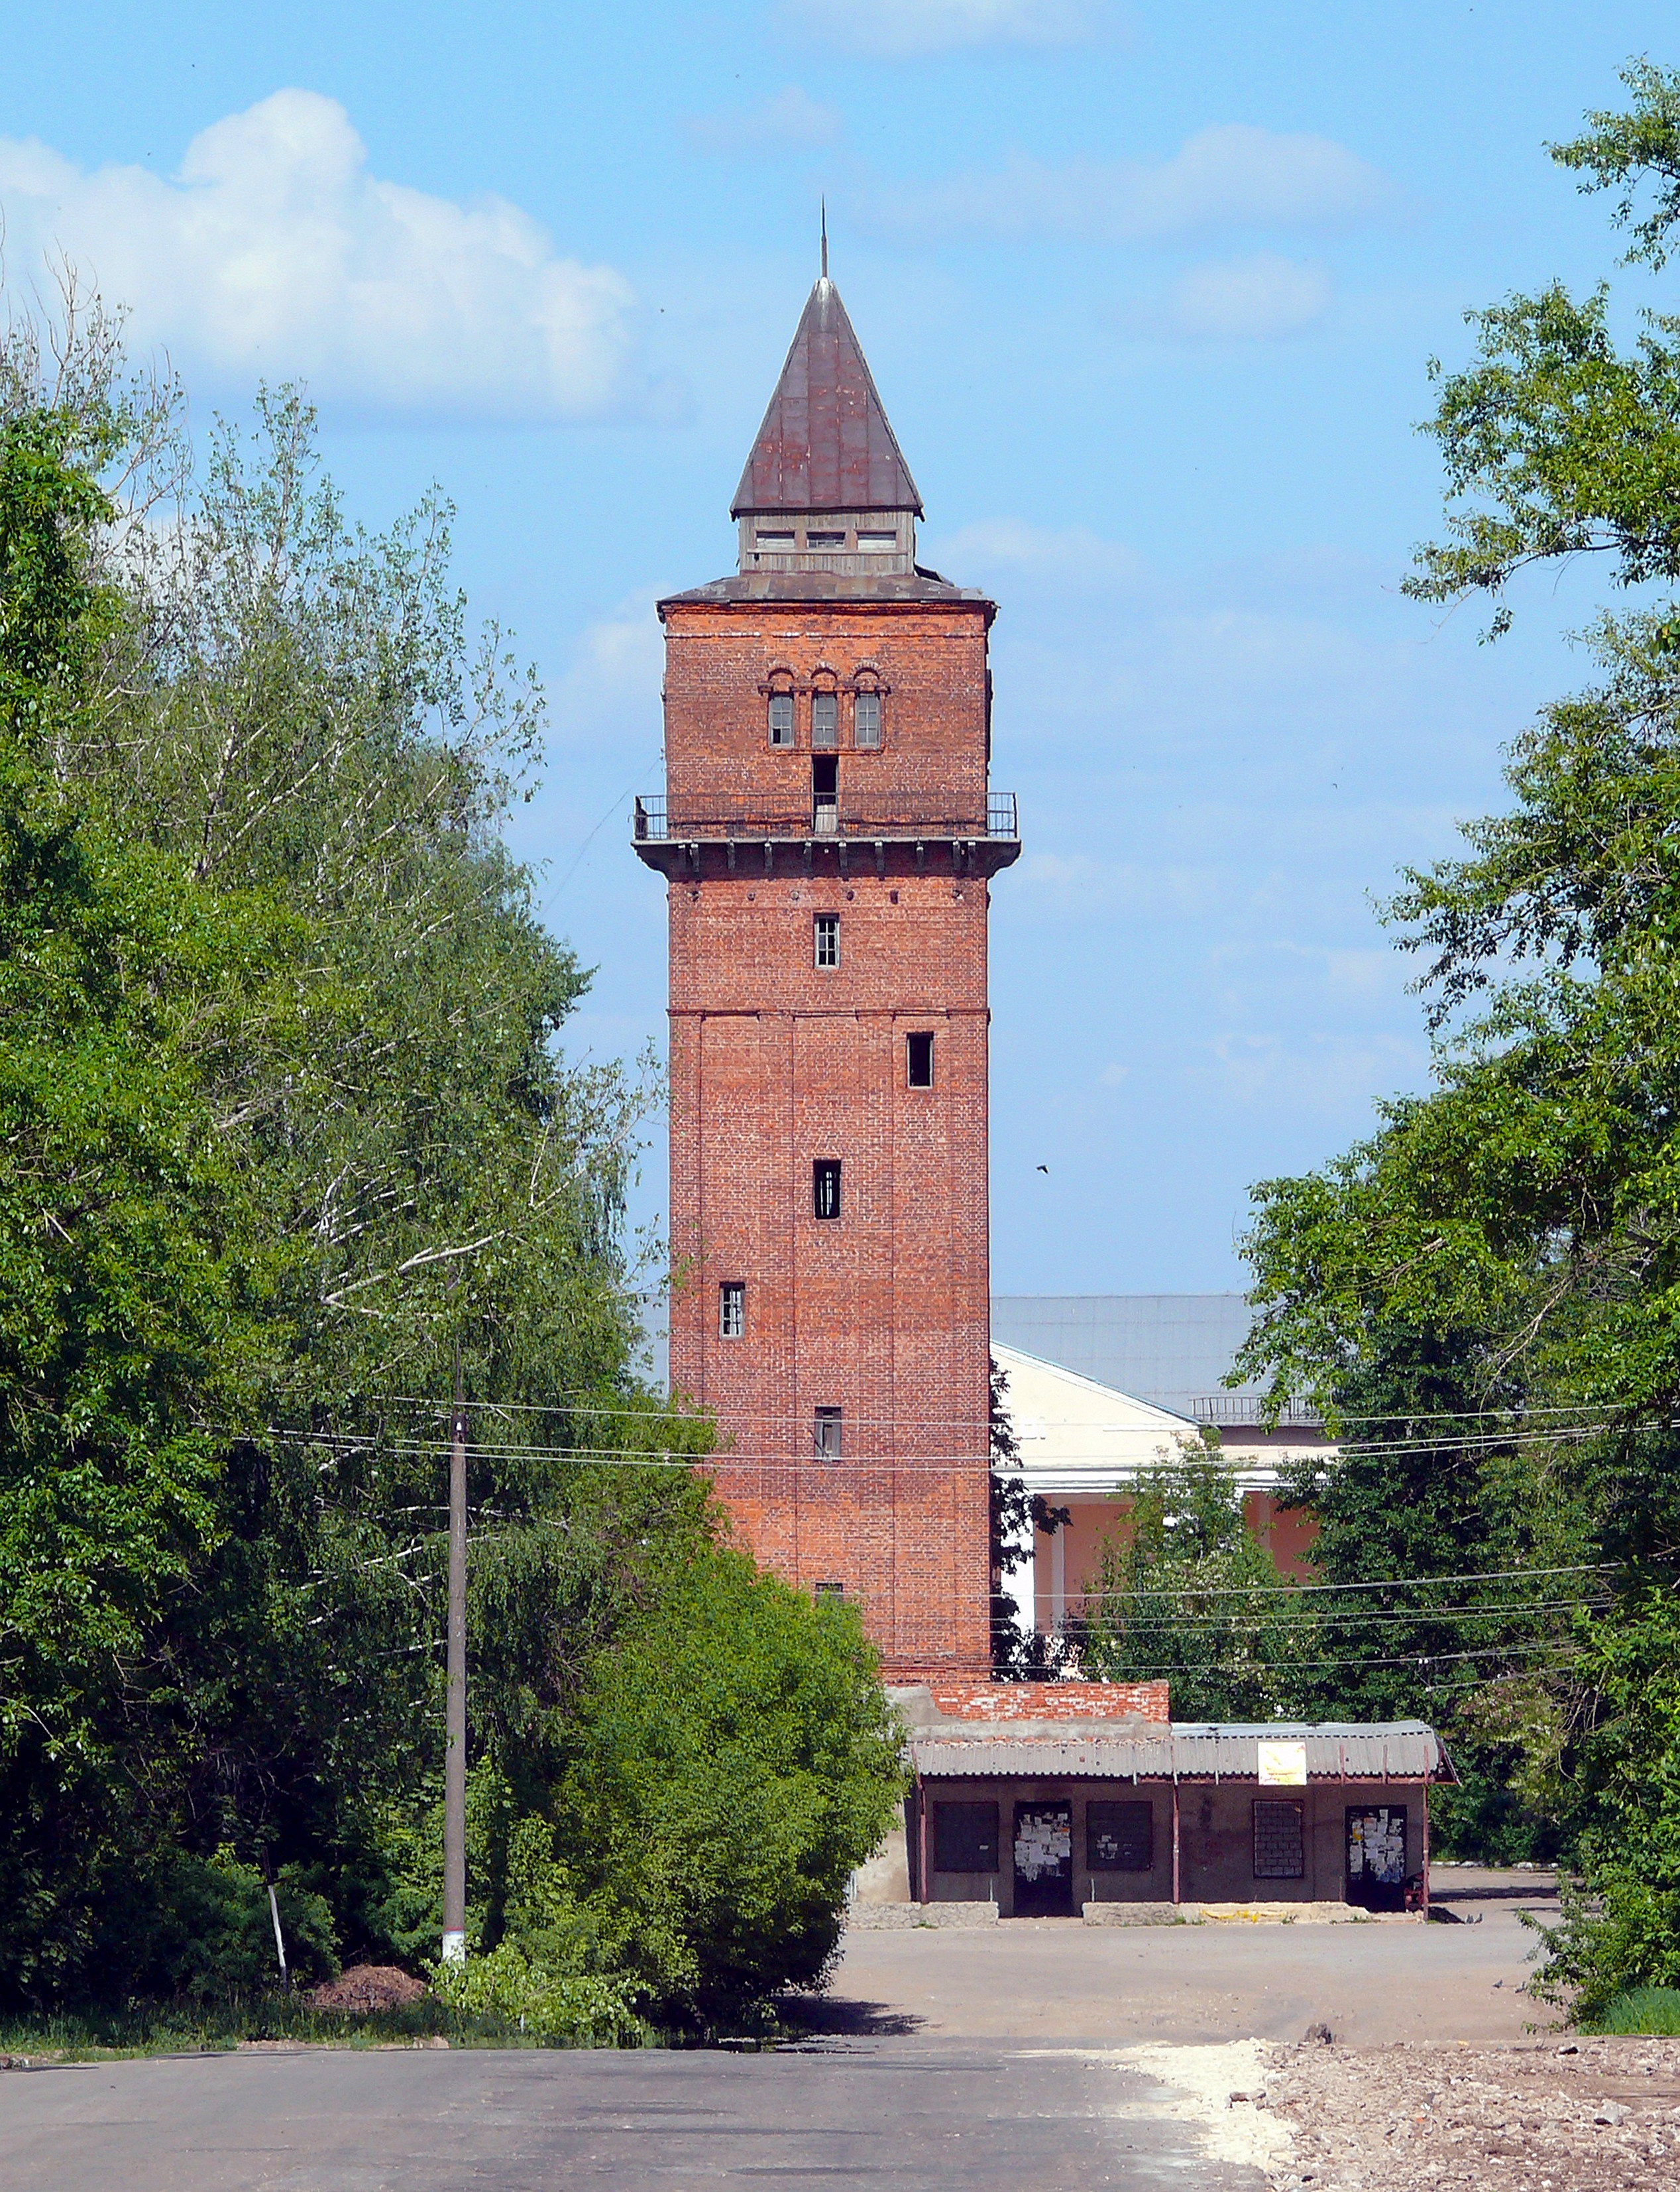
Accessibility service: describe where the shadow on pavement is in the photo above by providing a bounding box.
[775,1992,925,2038]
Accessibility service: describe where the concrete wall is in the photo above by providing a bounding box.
[917,1778,1427,1916]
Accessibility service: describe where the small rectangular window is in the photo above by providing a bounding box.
[807,531,846,549]
[811,692,839,748]
[768,693,794,747]
[857,533,896,550]
[1088,1800,1154,1873]
[1253,1799,1305,1880]
[934,1801,998,1872]
[756,530,795,546]
[812,1159,841,1220]
[718,1281,745,1339]
[854,690,881,748]
[814,1580,845,1602]
[814,1406,843,1460]
[907,1032,934,1088]
[814,913,840,969]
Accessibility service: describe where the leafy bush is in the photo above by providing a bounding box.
[1526,1591,1680,2018]
[541,1550,905,2023]
[428,1945,645,2046]
[152,1851,338,2005]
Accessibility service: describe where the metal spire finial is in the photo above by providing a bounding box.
[820,198,828,280]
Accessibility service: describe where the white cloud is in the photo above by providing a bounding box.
[935,518,1149,583]
[781,0,1107,56]
[0,90,638,420]
[1156,253,1334,341]
[551,593,665,746]
[857,124,1394,243]
[687,86,842,155]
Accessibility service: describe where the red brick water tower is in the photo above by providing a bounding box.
[634,271,1019,1677]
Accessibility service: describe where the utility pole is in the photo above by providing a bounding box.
[442,1348,468,1965]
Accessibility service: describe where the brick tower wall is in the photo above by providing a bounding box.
[661,597,996,1677]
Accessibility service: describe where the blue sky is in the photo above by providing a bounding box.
[4,1,1671,1290]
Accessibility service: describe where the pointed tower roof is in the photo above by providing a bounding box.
[732,278,923,518]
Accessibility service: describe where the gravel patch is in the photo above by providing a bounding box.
[1260,2034,1680,2190]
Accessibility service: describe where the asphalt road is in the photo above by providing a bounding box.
[0,2040,1268,2192]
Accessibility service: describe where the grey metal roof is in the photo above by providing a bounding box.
[911,1721,1451,1783]
[732,277,923,518]
[991,1294,1288,1422]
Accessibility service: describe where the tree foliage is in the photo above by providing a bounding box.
[1237,66,1680,1941]
[0,296,903,2022]
[1079,1434,1304,1722]
[1408,62,1680,630]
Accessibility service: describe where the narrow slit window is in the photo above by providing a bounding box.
[907,1032,934,1088]
[814,913,840,969]
[857,532,896,551]
[767,692,795,747]
[814,1406,843,1460]
[854,690,882,748]
[811,691,839,748]
[718,1281,745,1339]
[812,1159,842,1220]
[808,530,846,549]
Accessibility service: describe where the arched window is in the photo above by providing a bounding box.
[766,671,795,748]
[814,683,841,754]
[852,668,884,748]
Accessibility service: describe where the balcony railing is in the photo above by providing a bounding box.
[634,792,1019,842]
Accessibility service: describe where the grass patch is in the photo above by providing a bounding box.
[0,1993,624,2061]
[1587,1987,1680,2036]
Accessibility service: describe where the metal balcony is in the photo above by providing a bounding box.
[633,792,1019,843]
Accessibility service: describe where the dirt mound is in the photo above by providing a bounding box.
[308,1964,428,2013]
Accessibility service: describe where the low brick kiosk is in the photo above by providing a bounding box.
[857,1684,1454,1921]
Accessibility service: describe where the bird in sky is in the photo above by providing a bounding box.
[1036,1164,1049,1173]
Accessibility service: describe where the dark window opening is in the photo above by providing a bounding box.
[808,531,846,549]
[814,913,840,969]
[811,691,839,748]
[814,1580,845,1602]
[812,1158,841,1220]
[1254,1800,1305,1880]
[934,1801,998,1873]
[718,1281,745,1339]
[814,1406,843,1460]
[854,689,882,748]
[812,754,838,835]
[1088,1800,1154,1872]
[767,691,795,746]
[907,1031,934,1088]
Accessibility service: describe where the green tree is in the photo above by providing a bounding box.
[0,302,906,2026]
[1238,66,1680,1918]
[1080,1434,1306,1721]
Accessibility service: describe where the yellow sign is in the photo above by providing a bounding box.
[1257,1739,1308,1787]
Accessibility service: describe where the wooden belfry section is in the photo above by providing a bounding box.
[634,271,1020,1676]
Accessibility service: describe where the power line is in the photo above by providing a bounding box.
[274,1426,1644,1472]
[326,1387,1680,1434]
[1047,1641,1583,1674]
[1057,1597,1611,1628]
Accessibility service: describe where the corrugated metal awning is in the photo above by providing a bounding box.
[909,1721,1451,1783]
